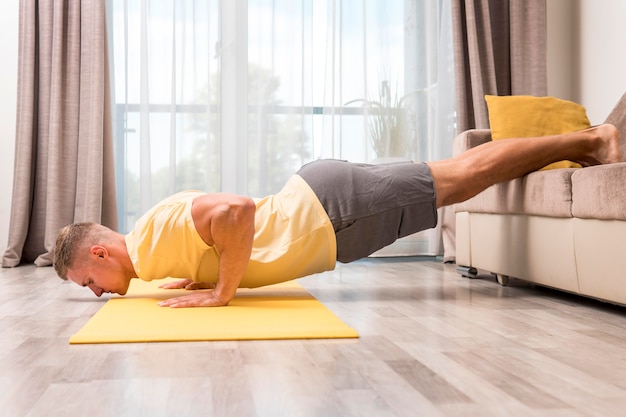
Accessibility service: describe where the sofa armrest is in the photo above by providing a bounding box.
[453,129,492,156]
[444,129,492,263]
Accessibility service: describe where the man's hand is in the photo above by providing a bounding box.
[159,279,215,290]
[157,290,229,308]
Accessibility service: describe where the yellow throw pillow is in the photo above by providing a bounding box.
[485,95,591,170]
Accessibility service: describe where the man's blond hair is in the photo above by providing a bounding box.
[53,222,110,280]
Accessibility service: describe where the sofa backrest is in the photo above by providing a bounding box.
[604,92,626,159]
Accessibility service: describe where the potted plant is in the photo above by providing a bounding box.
[346,80,425,161]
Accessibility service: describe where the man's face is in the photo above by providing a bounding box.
[67,260,130,297]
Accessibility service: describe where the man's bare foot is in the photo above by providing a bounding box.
[577,124,621,167]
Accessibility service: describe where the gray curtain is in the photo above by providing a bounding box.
[2,0,117,268]
[442,0,548,261]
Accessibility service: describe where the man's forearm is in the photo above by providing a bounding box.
[212,251,251,305]
[209,199,256,305]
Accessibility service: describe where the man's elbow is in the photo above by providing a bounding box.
[230,197,256,221]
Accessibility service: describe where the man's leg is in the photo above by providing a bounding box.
[427,124,621,208]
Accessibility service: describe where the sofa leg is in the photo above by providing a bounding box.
[493,273,510,286]
[457,265,478,279]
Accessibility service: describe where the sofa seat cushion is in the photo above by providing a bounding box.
[455,169,576,217]
[571,162,626,220]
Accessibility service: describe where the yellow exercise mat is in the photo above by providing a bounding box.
[69,278,358,344]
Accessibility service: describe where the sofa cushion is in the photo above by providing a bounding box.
[571,163,626,220]
[455,169,575,218]
[485,94,591,170]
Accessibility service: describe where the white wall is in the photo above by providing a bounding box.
[548,0,626,124]
[574,0,626,124]
[0,2,18,255]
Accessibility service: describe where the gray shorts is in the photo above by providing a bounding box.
[297,159,438,263]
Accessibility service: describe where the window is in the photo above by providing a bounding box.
[109,0,455,258]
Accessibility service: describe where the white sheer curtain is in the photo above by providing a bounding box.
[108,0,455,256]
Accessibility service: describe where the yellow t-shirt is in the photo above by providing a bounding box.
[125,175,337,287]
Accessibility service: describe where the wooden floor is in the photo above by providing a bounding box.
[2,258,626,417]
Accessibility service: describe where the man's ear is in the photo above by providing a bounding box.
[89,245,108,259]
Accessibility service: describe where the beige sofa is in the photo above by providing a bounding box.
[454,92,626,306]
